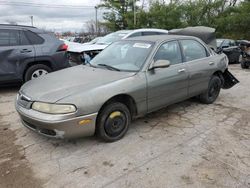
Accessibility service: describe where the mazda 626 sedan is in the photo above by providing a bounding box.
[16,35,238,142]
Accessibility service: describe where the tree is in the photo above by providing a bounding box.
[99,0,140,31]
[100,0,250,39]
[216,0,250,39]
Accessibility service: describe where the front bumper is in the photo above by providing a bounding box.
[16,102,97,139]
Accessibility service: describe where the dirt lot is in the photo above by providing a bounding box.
[0,64,250,188]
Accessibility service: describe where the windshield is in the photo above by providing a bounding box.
[96,31,131,45]
[216,39,223,48]
[90,41,154,72]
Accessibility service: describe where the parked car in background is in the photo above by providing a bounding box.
[216,38,241,63]
[239,40,250,69]
[67,28,169,65]
[0,24,70,84]
[84,37,102,45]
[16,35,238,141]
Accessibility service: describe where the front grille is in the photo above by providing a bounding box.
[23,120,56,137]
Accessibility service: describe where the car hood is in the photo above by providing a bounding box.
[20,66,136,103]
[68,43,108,53]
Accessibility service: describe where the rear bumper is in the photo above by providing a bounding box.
[16,102,97,139]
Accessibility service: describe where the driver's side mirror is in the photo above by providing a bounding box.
[216,47,223,54]
[149,60,170,70]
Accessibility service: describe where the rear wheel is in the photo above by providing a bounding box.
[199,76,221,104]
[241,61,249,69]
[24,64,51,82]
[96,102,131,142]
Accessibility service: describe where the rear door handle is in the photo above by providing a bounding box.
[20,49,32,53]
[178,69,186,73]
[209,62,215,65]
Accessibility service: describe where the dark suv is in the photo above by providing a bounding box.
[0,24,70,84]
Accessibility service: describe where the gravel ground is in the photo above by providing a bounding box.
[0,64,250,188]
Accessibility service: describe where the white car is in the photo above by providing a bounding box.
[68,29,168,65]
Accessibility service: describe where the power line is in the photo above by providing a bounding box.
[0,1,96,9]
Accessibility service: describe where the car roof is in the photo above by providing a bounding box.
[115,30,132,34]
[132,28,168,33]
[0,24,47,34]
[123,28,168,39]
[217,38,234,41]
[123,35,199,43]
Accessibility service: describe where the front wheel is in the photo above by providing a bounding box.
[199,76,221,104]
[96,102,131,142]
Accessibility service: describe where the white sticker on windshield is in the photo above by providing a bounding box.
[133,43,151,48]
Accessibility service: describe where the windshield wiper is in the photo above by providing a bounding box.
[97,64,120,71]
[96,42,108,45]
[86,62,96,68]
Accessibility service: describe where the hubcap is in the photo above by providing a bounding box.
[104,111,127,137]
[31,69,48,80]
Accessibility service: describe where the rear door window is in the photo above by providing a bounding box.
[20,31,30,45]
[180,40,208,62]
[24,31,44,44]
[222,40,230,48]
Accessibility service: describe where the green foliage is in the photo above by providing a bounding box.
[100,0,250,39]
[216,1,250,39]
[99,0,139,31]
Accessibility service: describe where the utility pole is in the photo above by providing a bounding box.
[30,16,33,26]
[95,6,98,35]
[133,0,136,27]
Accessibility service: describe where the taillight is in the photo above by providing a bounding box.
[57,43,68,51]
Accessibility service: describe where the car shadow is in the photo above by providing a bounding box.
[0,84,21,94]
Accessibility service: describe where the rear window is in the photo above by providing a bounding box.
[24,31,44,44]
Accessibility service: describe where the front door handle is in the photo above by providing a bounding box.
[209,62,215,65]
[20,49,32,53]
[178,69,186,73]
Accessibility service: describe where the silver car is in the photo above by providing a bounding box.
[16,35,238,142]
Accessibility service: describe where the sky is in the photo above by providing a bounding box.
[0,0,105,32]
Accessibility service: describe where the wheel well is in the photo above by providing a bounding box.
[213,71,224,85]
[99,94,138,118]
[23,61,52,81]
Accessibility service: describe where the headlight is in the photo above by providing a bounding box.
[32,102,76,114]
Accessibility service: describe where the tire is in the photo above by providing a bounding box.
[96,102,131,142]
[199,76,222,104]
[24,64,52,82]
[241,61,249,69]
